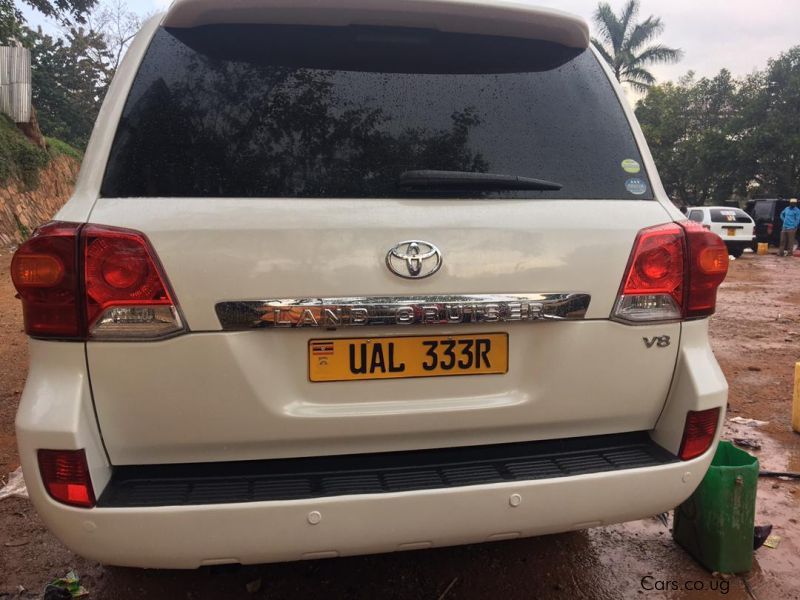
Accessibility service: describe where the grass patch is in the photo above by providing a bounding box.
[0,114,50,189]
[46,136,83,162]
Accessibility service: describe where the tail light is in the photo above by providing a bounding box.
[10,222,184,340]
[678,408,720,460]
[38,449,96,508]
[612,221,728,323]
[766,223,773,236]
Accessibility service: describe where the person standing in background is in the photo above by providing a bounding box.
[779,198,800,256]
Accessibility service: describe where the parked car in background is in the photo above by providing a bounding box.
[745,198,791,247]
[686,207,755,257]
[10,0,730,569]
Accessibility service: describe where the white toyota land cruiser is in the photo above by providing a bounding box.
[11,0,729,569]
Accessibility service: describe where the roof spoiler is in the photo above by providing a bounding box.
[162,0,590,49]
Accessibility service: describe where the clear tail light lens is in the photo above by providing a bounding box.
[10,222,184,340]
[38,449,96,508]
[613,221,729,323]
[678,408,720,460]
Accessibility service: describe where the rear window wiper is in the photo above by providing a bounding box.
[398,170,563,191]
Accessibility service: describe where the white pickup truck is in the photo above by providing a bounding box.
[11,0,729,568]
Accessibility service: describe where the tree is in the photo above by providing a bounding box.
[636,71,750,205]
[24,25,110,148]
[0,0,23,44]
[2,0,98,45]
[86,0,141,75]
[592,0,682,93]
[738,47,800,197]
[20,0,97,26]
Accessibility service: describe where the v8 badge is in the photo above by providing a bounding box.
[643,335,671,349]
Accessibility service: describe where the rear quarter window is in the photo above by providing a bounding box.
[102,25,653,200]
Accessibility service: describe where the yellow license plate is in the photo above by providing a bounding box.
[727,228,736,236]
[309,333,508,382]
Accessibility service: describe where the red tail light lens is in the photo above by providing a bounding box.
[613,223,685,322]
[10,222,184,340]
[83,225,181,337]
[678,408,720,460]
[37,449,96,508]
[613,221,729,323]
[682,222,730,318]
[766,223,773,236]
[10,222,82,337]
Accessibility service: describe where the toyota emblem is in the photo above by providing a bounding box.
[386,241,442,279]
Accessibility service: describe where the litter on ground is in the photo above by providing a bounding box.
[733,437,762,450]
[44,570,89,599]
[0,467,28,501]
[763,535,782,549]
[729,417,769,427]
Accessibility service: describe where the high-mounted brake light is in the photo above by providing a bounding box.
[678,408,720,461]
[612,221,728,323]
[10,221,184,340]
[38,449,96,508]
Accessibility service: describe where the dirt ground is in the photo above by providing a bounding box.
[1,249,799,599]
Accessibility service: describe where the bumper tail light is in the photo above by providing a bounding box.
[10,222,184,340]
[613,221,729,323]
[37,449,96,508]
[678,408,721,461]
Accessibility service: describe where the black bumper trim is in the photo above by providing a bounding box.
[97,432,678,508]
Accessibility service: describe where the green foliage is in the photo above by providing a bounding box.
[738,47,800,197]
[13,213,30,239]
[0,114,49,188]
[23,25,111,149]
[636,47,800,204]
[20,0,97,26]
[0,0,23,44]
[2,0,97,46]
[592,0,683,92]
[46,136,83,161]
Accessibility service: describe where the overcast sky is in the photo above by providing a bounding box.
[21,0,800,84]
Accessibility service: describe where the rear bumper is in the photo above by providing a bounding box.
[20,453,710,569]
[16,320,727,568]
[722,239,754,248]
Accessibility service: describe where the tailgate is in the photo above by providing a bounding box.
[87,198,680,464]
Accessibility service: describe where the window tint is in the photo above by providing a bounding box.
[753,202,775,221]
[102,25,653,200]
[710,209,752,224]
[688,210,704,222]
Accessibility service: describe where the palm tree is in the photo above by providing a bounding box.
[592,0,683,93]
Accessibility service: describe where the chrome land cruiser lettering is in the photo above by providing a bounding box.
[214,294,590,330]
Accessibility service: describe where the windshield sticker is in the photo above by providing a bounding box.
[625,178,648,195]
[621,159,641,174]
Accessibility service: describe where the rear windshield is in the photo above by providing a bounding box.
[101,25,653,200]
[710,209,752,223]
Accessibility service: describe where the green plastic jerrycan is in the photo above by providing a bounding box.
[673,441,759,574]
